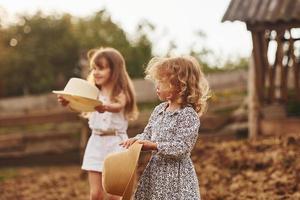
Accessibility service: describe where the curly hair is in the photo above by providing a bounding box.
[145,56,210,116]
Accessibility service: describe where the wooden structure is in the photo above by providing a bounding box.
[0,110,85,166]
[222,0,300,138]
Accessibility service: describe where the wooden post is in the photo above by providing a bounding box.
[291,48,300,101]
[79,50,91,179]
[251,31,265,103]
[79,118,89,160]
[268,30,284,103]
[289,32,300,100]
[261,31,270,101]
[295,61,300,100]
[280,30,290,103]
[79,117,90,179]
[268,53,276,103]
[280,59,289,102]
[248,30,269,138]
[248,52,261,139]
[275,31,285,102]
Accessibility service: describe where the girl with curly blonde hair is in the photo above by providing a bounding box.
[121,56,210,200]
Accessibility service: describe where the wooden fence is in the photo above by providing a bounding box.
[0,108,150,165]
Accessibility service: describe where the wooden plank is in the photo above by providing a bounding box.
[0,133,24,151]
[261,118,300,135]
[0,130,80,159]
[0,110,80,127]
[0,130,79,152]
[24,130,78,142]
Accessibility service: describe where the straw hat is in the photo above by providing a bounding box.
[52,78,102,112]
[102,143,143,200]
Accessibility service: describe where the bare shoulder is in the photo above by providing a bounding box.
[116,91,126,100]
[115,91,126,106]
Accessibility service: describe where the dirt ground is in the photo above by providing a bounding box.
[1,134,299,200]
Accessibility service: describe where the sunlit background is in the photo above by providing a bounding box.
[0,1,299,200]
[0,0,251,62]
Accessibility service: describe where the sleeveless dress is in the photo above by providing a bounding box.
[81,94,128,172]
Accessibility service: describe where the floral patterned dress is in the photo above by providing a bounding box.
[134,102,201,200]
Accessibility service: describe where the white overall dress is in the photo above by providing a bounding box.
[81,94,128,172]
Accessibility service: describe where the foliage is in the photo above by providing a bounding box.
[0,10,153,96]
[0,12,80,96]
[0,9,248,97]
[287,100,300,117]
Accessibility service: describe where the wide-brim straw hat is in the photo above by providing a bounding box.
[52,78,102,112]
[102,143,143,200]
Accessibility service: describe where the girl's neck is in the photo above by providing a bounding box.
[166,100,181,112]
[99,82,113,97]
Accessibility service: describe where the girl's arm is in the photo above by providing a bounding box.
[95,93,126,113]
[156,107,200,160]
[134,103,163,141]
[121,114,155,148]
[121,103,164,148]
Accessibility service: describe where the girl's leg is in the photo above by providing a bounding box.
[88,171,104,200]
[107,194,121,200]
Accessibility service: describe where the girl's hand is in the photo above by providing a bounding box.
[57,95,69,107]
[119,138,138,149]
[95,104,107,113]
[137,140,158,151]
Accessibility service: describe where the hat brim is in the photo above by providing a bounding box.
[122,144,142,200]
[52,91,102,112]
[122,169,137,200]
[102,143,143,200]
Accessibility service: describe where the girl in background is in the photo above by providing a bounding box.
[58,47,138,200]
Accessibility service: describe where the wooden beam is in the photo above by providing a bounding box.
[247,21,300,31]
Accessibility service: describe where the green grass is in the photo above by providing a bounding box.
[287,100,300,117]
[0,168,18,182]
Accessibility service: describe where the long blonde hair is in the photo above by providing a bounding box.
[86,47,138,120]
[145,56,210,116]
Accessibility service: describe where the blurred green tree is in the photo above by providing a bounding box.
[0,9,153,97]
[73,10,153,78]
[0,12,79,96]
[0,9,248,97]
